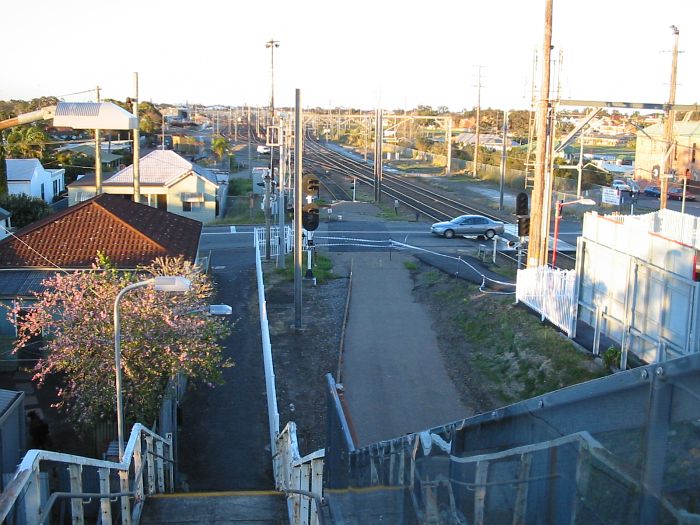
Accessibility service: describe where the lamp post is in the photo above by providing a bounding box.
[113,276,191,460]
[551,198,596,268]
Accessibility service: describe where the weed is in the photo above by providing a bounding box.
[403,261,419,271]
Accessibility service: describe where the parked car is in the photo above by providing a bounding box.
[625,179,640,194]
[430,215,505,239]
[644,185,662,198]
[668,187,696,201]
[611,179,632,193]
[256,145,271,154]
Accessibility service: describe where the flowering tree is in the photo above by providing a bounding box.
[10,256,232,427]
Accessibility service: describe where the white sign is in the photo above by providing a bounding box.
[602,187,621,206]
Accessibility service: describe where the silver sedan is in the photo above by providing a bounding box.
[430,215,505,239]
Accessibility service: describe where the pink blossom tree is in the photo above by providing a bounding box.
[10,256,232,427]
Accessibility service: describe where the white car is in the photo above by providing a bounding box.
[256,145,271,154]
[611,180,632,193]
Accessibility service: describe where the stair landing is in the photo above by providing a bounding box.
[139,491,288,525]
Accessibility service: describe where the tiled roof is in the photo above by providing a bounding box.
[105,150,218,187]
[0,194,202,269]
[6,159,41,182]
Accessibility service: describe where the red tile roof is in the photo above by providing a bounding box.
[0,194,202,269]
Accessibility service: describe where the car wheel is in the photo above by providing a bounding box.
[444,229,454,239]
[485,229,496,240]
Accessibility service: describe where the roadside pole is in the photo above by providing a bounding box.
[499,110,508,210]
[277,119,286,270]
[294,89,303,330]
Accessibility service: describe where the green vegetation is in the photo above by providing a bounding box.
[276,252,336,284]
[403,261,419,271]
[413,266,606,406]
[603,346,622,370]
[0,193,51,228]
[228,178,252,196]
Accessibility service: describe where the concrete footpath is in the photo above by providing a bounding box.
[337,250,469,447]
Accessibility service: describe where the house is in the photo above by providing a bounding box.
[67,150,225,223]
[5,159,65,203]
[0,208,12,241]
[455,132,517,151]
[635,121,700,181]
[58,144,124,170]
[0,193,203,336]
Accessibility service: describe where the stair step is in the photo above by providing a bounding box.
[139,491,288,525]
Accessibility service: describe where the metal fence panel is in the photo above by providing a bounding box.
[322,354,700,524]
[516,266,578,337]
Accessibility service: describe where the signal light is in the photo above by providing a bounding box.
[303,175,320,197]
[516,192,529,216]
[518,216,530,237]
[302,203,320,231]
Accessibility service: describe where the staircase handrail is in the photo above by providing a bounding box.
[0,423,173,524]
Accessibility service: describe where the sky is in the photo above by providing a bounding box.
[3,0,699,112]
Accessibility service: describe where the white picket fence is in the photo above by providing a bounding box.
[254,225,293,258]
[516,266,578,337]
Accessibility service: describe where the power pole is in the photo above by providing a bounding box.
[266,39,280,121]
[527,0,554,268]
[277,117,286,270]
[95,86,102,196]
[445,116,452,176]
[499,110,508,210]
[660,25,680,210]
[374,108,383,202]
[132,72,141,204]
[294,89,303,330]
[247,105,252,179]
[473,66,483,178]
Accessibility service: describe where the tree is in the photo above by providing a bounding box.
[10,256,232,427]
[6,125,47,159]
[211,136,230,167]
[0,193,51,228]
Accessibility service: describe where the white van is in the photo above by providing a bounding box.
[256,145,271,155]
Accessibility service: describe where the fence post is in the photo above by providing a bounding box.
[68,464,84,524]
[99,467,113,524]
[593,307,602,357]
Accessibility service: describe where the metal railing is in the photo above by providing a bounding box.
[275,422,325,525]
[254,225,293,259]
[0,423,174,525]
[322,353,700,524]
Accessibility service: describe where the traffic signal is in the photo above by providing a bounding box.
[516,192,529,216]
[302,203,320,231]
[303,175,320,197]
[517,216,530,237]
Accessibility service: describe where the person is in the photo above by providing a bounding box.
[27,411,50,449]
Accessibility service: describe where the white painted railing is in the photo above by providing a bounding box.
[0,423,174,525]
[517,266,578,337]
[254,225,293,258]
[275,422,325,525]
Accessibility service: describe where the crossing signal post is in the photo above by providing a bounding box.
[302,203,320,231]
[303,174,320,197]
[515,192,530,267]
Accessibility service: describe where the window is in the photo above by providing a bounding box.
[182,202,192,212]
[41,183,45,201]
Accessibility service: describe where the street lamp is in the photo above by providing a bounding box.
[113,276,191,460]
[551,198,596,268]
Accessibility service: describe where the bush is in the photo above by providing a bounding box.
[0,193,51,229]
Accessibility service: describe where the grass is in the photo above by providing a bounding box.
[228,178,253,196]
[403,261,419,271]
[275,253,336,284]
[418,267,606,405]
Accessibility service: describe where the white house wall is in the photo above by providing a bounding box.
[578,213,699,362]
[167,176,218,223]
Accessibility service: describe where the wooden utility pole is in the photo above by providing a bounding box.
[95,86,102,196]
[660,25,680,210]
[374,108,383,202]
[132,72,141,204]
[473,66,483,178]
[527,0,554,268]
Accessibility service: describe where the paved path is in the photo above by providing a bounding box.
[338,250,468,447]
